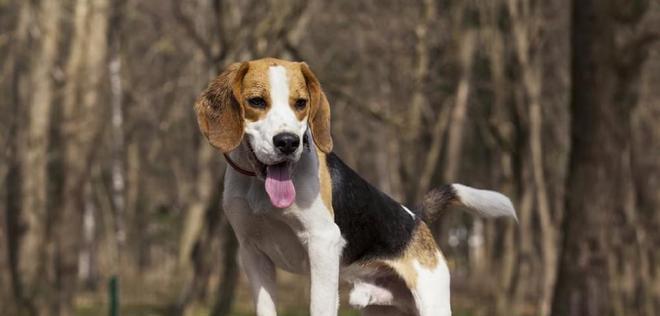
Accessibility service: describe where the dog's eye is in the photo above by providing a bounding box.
[295,99,307,110]
[248,97,266,109]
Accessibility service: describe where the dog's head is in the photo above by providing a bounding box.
[194,58,332,208]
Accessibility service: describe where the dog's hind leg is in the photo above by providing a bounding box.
[361,305,412,316]
[410,255,452,316]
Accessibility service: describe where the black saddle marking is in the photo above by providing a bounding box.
[326,153,419,264]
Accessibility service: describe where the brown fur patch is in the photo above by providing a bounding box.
[240,60,272,122]
[316,148,333,216]
[300,62,333,153]
[286,66,310,121]
[194,62,248,153]
[407,223,440,268]
[383,258,419,289]
[239,58,311,123]
[382,222,441,288]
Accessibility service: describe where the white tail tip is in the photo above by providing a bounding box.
[452,184,517,221]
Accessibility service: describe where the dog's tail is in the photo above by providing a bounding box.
[420,184,517,222]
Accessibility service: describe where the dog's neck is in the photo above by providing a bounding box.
[226,142,258,174]
[226,132,321,214]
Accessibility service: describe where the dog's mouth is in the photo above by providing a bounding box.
[246,142,296,209]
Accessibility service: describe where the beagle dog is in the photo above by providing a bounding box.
[194,58,516,316]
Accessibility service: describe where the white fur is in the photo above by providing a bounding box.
[224,139,344,316]
[452,183,517,220]
[411,255,452,316]
[349,282,395,308]
[401,205,415,219]
[239,244,278,316]
[269,65,289,109]
[244,66,308,165]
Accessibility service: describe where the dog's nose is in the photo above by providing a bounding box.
[273,133,300,155]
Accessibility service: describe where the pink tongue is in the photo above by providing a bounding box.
[265,163,296,208]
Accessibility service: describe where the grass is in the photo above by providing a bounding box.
[76,302,473,316]
[76,303,362,316]
[74,269,477,316]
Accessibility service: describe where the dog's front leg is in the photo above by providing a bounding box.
[306,224,344,316]
[239,244,278,316]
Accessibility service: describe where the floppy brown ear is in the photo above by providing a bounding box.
[300,62,333,153]
[194,62,249,153]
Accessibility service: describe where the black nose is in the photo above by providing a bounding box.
[273,133,300,155]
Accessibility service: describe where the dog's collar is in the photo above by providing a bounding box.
[223,153,257,177]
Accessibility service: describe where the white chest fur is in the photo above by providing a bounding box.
[222,142,342,275]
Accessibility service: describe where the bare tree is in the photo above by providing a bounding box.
[54,0,110,314]
[507,1,559,315]
[19,0,61,297]
[2,2,32,312]
[552,1,658,315]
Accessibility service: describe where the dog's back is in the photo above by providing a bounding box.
[324,152,515,315]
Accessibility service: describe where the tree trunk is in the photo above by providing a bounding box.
[173,173,224,315]
[3,2,42,314]
[78,182,99,290]
[109,0,127,270]
[54,0,110,314]
[443,31,475,184]
[551,1,656,315]
[404,0,435,201]
[632,83,660,315]
[17,2,63,313]
[508,1,560,314]
[210,221,239,316]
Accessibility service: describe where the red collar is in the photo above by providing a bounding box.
[223,153,257,177]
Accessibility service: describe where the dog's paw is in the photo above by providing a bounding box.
[348,282,394,309]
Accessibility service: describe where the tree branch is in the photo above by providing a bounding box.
[275,0,311,60]
[171,0,214,62]
[416,99,452,200]
[325,85,405,129]
[617,30,660,73]
[211,0,227,64]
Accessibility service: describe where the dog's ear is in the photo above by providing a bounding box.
[301,62,333,153]
[194,62,249,153]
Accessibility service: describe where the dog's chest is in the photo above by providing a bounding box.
[248,216,310,274]
[223,149,336,275]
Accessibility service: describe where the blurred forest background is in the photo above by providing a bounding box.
[1,0,659,315]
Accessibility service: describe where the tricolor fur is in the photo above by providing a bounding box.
[194,58,516,316]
